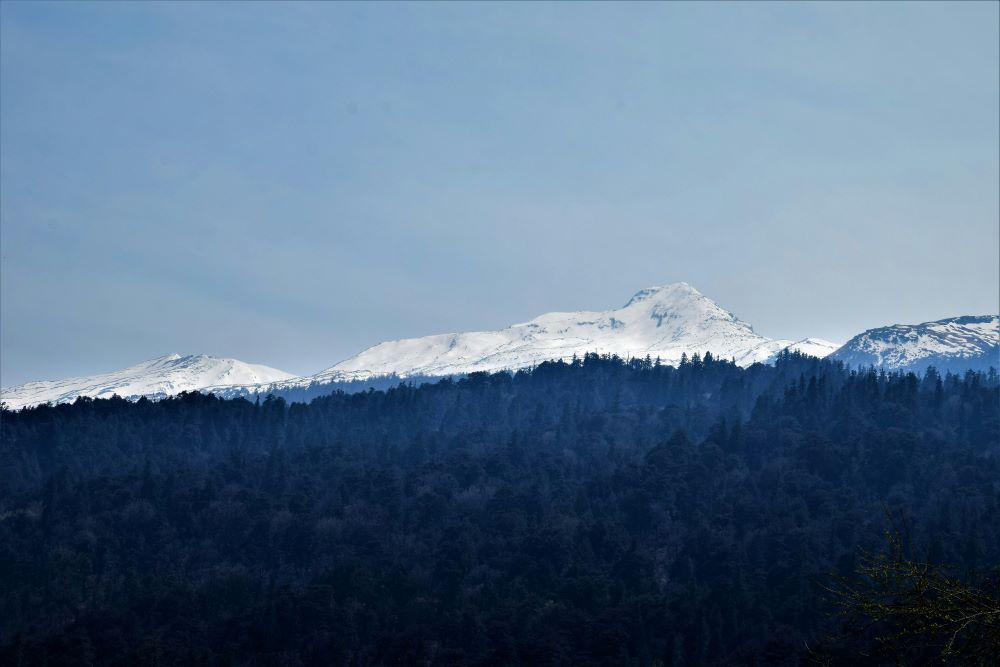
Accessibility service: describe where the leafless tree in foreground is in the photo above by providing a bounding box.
[821,519,1000,665]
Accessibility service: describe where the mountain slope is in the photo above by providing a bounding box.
[3,283,850,409]
[1,354,294,411]
[212,283,840,401]
[828,315,999,373]
[321,283,839,378]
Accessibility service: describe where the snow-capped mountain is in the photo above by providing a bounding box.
[320,283,834,378]
[210,283,841,401]
[828,315,999,373]
[2,283,851,409]
[8,286,994,410]
[1,354,294,411]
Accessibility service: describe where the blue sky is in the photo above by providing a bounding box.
[2,1,998,386]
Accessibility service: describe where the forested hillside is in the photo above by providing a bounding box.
[1,353,998,665]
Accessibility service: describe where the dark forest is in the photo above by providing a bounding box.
[1,352,998,666]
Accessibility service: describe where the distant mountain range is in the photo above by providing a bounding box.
[0,354,293,411]
[829,315,999,375]
[3,283,997,410]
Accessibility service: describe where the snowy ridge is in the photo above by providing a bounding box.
[320,283,839,378]
[0,282,840,409]
[36,283,1000,411]
[16,284,994,411]
[1,354,294,411]
[209,283,841,400]
[829,315,999,373]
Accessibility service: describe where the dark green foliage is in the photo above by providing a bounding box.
[0,353,997,665]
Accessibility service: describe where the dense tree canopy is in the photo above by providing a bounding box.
[1,352,998,665]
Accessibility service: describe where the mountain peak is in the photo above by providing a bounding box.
[305,281,790,382]
[829,314,998,372]
[623,282,700,308]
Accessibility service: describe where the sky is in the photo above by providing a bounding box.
[1,1,998,387]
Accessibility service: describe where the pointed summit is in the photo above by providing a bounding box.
[623,282,700,308]
[4,283,849,409]
[299,282,797,383]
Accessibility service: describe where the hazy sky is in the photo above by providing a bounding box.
[2,1,998,386]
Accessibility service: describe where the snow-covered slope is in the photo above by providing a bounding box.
[319,283,835,379]
[828,315,999,373]
[1,354,294,411]
[323,283,765,377]
[212,283,840,400]
[784,338,843,359]
[2,284,848,409]
[762,337,843,364]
